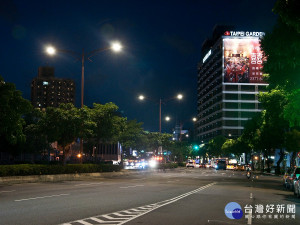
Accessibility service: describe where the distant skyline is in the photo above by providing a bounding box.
[0,0,277,132]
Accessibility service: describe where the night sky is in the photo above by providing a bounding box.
[0,0,277,133]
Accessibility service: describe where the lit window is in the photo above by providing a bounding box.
[43,81,49,85]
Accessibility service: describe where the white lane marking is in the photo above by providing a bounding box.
[75,182,103,186]
[15,193,69,202]
[120,185,144,189]
[0,190,16,193]
[61,182,216,225]
[76,220,93,225]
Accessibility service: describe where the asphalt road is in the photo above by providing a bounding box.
[0,168,299,225]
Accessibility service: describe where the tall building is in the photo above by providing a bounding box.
[196,26,268,143]
[31,66,75,108]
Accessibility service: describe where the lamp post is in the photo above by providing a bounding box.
[45,42,123,161]
[138,94,183,133]
[46,42,122,107]
[179,117,198,141]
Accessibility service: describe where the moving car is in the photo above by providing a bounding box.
[186,160,195,168]
[227,164,236,170]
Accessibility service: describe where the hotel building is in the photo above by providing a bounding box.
[196,26,268,143]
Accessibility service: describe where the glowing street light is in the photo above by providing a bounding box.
[138,93,183,133]
[46,46,56,55]
[111,42,122,52]
[165,116,171,121]
[45,41,123,162]
[45,42,123,107]
[192,117,197,122]
[177,94,183,100]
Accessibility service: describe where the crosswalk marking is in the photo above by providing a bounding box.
[60,182,216,225]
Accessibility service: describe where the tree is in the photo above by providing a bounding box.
[0,76,32,150]
[39,104,83,165]
[91,103,126,143]
[258,89,289,173]
[206,135,226,158]
[283,89,300,127]
[118,120,144,150]
[260,15,300,91]
[285,129,300,169]
[22,108,49,161]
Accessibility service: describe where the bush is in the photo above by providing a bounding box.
[0,164,121,177]
[177,162,186,167]
[158,163,178,169]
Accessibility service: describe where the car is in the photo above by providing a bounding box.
[226,164,236,170]
[285,167,300,191]
[236,165,245,171]
[186,160,195,168]
[205,163,212,169]
[293,177,300,198]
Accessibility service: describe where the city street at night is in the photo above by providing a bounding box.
[0,168,299,225]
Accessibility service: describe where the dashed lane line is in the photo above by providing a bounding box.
[15,193,70,202]
[0,190,16,193]
[61,182,216,225]
[119,185,144,189]
[75,182,104,186]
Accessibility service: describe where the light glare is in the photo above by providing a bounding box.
[46,46,56,55]
[177,94,183,100]
[111,42,122,52]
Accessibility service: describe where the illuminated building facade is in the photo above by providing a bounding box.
[196,26,268,143]
[31,66,75,108]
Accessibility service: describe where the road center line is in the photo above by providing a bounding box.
[75,182,103,186]
[15,193,70,202]
[120,185,144,189]
[0,190,16,193]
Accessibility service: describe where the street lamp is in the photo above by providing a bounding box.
[138,93,183,133]
[45,41,123,107]
[45,41,123,161]
[165,116,171,121]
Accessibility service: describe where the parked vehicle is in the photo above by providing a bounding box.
[294,178,300,198]
[285,167,300,191]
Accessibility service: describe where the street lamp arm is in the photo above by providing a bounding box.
[56,49,81,61]
[87,47,111,62]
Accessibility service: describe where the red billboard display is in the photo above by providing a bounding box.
[223,38,265,83]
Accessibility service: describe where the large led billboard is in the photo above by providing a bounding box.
[223,38,265,83]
